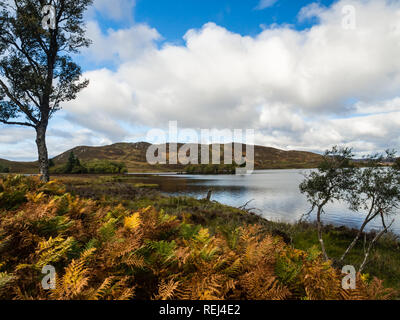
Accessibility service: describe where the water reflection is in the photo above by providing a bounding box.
[129,169,400,234]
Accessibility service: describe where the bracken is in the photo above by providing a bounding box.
[0,175,396,300]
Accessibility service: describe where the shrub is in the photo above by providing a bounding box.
[184,164,237,174]
[85,160,127,174]
[0,164,10,173]
[0,175,42,209]
[50,155,127,175]
[0,176,396,300]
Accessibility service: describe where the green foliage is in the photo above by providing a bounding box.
[179,223,202,240]
[98,218,118,243]
[49,159,56,168]
[51,152,88,174]
[51,153,127,175]
[34,236,76,270]
[33,216,74,237]
[393,158,400,170]
[85,160,128,174]
[0,164,9,173]
[300,146,356,207]
[0,176,397,300]
[0,0,93,182]
[275,253,303,285]
[299,146,400,266]
[185,163,238,174]
[0,272,15,294]
[0,175,41,209]
[144,240,177,266]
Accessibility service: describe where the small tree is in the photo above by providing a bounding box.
[340,151,400,271]
[63,151,86,173]
[301,147,400,271]
[299,146,356,260]
[0,163,10,173]
[65,151,77,172]
[0,0,92,182]
[393,158,400,170]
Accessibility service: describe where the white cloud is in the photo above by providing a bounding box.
[82,21,161,64]
[255,0,278,10]
[0,121,116,161]
[88,0,136,22]
[298,3,325,22]
[4,0,400,160]
[0,127,33,144]
[354,97,400,115]
[60,0,400,156]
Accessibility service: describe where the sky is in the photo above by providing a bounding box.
[2,0,400,161]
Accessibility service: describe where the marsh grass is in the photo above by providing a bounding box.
[56,174,400,292]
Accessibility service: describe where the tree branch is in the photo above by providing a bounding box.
[0,34,41,77]
[359,219,395,273]
[0,118,35,127]
[0,78,39,125]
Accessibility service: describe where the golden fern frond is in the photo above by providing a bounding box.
[116,287,135,301]
[115,236,143,258]
[175,246,191,267]
[340,287,363,300]
[266,280,291,300]
[0,272,15,293]
[114,288,135,301]
[51,259,90,300]
[198,275,223,300]
[108,276,135,301]
[124,212,141,231]
[195,228,211,243]
[301,260,342,300]
[154,279,180,300]
[223,258,242,276]
[37,235,64,252]
[12,286,35,301]
[357,276,397,300]
[93,276,116,300]
[191,274,225,300]
[79,247,96,263]
[35,236,75,269]
[122,254,145,269]
[26,191,46,203]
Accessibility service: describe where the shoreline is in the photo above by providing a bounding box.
[1,174,400,296]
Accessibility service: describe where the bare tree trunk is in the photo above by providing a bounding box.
[359,219,394,273]
[317,205,329,261]
[339,200,376,263]
[35,124,49,182]
[340,214,374,262]
[340,231,362,262]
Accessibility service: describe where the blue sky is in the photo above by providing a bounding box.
[81,0,337,71]
[133,0,335,41]
[2,0,400,161]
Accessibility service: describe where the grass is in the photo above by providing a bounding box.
[133,183,159,188]
[55,174,400,292]
[291,224,400,290]
[1,173,398,300]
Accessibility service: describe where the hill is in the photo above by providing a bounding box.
[0,158,38,174]
[53,142,323,172]
[1,142,323,173]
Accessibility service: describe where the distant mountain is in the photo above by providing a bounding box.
[0,158,38,174]
[1,142,323,173]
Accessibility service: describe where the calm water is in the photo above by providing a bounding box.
[129,169,400,234]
